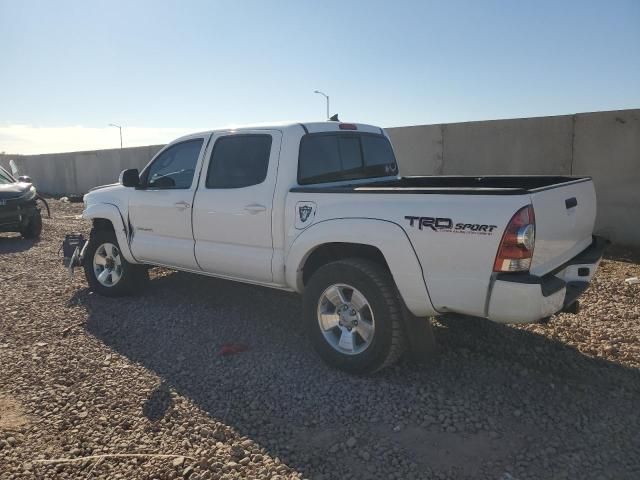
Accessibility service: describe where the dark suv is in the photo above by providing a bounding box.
[0,166,42,239]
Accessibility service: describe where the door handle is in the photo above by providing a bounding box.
[244,204,266,214]
[174,201,191,209]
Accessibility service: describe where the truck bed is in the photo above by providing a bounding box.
[291,175,592,195]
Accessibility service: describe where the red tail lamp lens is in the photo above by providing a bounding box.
[493,205,536,272]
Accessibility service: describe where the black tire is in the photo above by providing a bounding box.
[303,258,406,374]
[83,228,148,297]
[20,209,42,239]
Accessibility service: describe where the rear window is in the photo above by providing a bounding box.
[298,133,398,185]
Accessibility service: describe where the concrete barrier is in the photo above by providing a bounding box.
[572,110,640,246]
[2,109,638,246]
[386,124,443,175]
[0,145,164,195]
[386,108,640,246]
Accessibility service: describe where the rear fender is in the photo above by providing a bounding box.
[285,218,437,317]
[82,203,137,263]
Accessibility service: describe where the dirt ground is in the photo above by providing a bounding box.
[1,199,639,480]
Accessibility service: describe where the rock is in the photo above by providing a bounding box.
[182,465,194,477]
[1,197,638,480]
[173,456,185,468]
[230,445,245,458]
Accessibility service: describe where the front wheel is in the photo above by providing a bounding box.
[303,259,406,374]
[20,209,42,239]
[83,229,147,297]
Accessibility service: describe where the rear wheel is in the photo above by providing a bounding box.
[303,259,406,374]
[20,209,42,239]
[83,229,147,297]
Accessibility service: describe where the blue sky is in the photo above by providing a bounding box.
[1,0,638,153]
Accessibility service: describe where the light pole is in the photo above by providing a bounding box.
[313,90,330,120]
[108,123,123,149]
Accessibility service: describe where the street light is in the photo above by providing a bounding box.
[313,90,330,120]
[108,123,123,149]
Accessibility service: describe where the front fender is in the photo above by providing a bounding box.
[82,203,138,264]
[285,218,437,317]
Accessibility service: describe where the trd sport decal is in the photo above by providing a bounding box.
[405,216,498,235]
[295,201,317,229]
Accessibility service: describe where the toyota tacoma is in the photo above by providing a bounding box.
[74,121,606,373]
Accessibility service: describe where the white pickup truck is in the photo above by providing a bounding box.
[78,121,606,373]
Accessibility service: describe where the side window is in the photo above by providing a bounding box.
[206,135,272,189]
[145,139,203,189]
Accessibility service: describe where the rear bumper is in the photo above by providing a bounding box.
[487,236,608,324]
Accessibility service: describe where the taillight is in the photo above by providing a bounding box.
[493,205,536,272]
[339,123,357,130]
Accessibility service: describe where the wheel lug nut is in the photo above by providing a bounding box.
[351,309,356,315]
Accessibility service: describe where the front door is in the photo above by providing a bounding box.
[128,136,207,270]
[192,130,281,283]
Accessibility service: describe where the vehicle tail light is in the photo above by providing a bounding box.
[493,205,536,272]
[339,123,357,130]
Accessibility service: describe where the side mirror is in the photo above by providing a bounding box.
[119,169,140,188]
[17,175,32,184]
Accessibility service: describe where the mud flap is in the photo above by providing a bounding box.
[401,304,438,364]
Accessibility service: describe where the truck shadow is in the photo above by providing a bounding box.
[80,270,640,479]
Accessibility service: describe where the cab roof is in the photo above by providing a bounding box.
[175,121,385,143]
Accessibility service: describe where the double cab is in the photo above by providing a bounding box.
[78,121,606,373]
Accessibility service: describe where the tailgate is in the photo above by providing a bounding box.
[529,178,596,276]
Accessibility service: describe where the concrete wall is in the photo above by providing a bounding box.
[386,108,640,247]
[0,145,164,195]
[2,109,638,246]
[571,110,640,246]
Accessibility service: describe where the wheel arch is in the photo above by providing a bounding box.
[285,218,437,317]
[82,203,138,263]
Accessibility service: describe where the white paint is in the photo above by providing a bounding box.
[529,179,597,276]
[192,130,282,282]
[128,133,208,270]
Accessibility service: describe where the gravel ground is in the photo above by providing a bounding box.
[1,199,639,480]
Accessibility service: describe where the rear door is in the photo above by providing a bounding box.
[192,130,282,283]
[529,179,596,276]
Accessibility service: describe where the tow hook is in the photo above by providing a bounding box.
[61,233,87,279]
